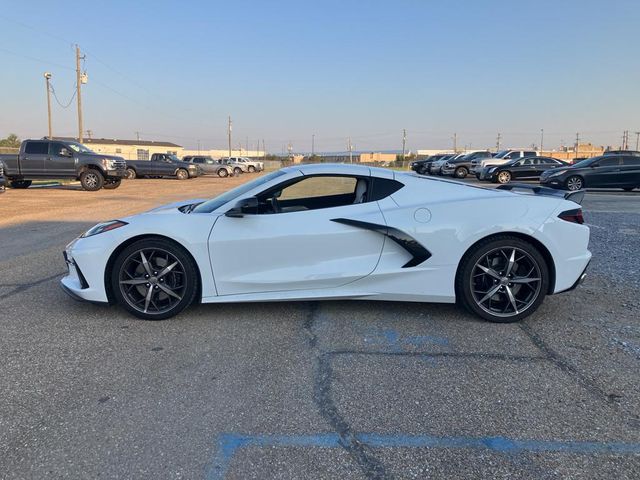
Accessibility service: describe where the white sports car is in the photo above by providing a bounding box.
[61,164,591,323]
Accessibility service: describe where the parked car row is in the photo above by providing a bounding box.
[0,138,265,191]
[412,149,640,191]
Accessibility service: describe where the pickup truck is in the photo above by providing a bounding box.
[225,157,264,173]
[124,153,201,180]
[0,139,127,191]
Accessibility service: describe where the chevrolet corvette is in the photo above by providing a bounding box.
[61,164,591,323]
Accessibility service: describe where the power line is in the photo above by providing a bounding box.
[49,83,77,108]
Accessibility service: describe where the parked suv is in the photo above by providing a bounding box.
[183,156,233,177]
[410,154,451,175]
[441,151,493,178]
[472,149,538,178]
[226,157,264,173]
[429,153,464,175]
[0,139,126,191]
[540,154,640,191]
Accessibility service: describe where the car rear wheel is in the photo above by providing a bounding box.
[111,238,198,320]
[80,170,104,191]
[10,180,32,189]
[125,168,137,179]
[454,167,468,178]
[497,171,511,184]
[218,168,229,178]
[176,169,189,180]
[566,176,583,191]
[234,167,242,175]
[456,236,549,323]
[103,178,122,189]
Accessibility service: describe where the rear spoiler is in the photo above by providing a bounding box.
[496,183,585,205]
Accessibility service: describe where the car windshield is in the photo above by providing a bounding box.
[166,154,181,162]
[572,157,597,168]
[493,150,510,159]
[193,170,286,213]
[66,141,94,154]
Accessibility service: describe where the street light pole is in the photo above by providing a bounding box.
[44,72,52,138]
[312,134,315,156]
[540,128,544,153]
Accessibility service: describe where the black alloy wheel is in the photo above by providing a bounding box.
[112,239,198,320]
[457,236,549,323]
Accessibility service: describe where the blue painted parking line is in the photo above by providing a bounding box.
[206,432,640,479]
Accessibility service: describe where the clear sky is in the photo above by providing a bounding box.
[1,0,638,153]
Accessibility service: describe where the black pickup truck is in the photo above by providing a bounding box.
[124,153,200,180]
[0,139,127,191]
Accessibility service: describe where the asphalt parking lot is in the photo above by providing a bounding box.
[1,174,639,479]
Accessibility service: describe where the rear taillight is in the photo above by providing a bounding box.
[559,208,584,224]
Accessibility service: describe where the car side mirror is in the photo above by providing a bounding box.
[226,196,258,217]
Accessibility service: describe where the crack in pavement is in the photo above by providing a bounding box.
[0,272,65,301]
[305,302,391,480]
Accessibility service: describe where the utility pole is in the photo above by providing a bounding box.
[135,131,141,141]
[635,132,640,151]
[540,128,544,153]
[227,116,232,158]
[453,132,457,152]
[246,136,249,154]
[75,45,86,143]
[86,130,93,139]
[574,132,580,160]
[312,134,315,156]
[287,142,293,159]
[496,132,501,151]
[622,130,629,150]
[197,140,201,154]
[402,129,406,160]
[44,72,52,138]
[262,139,265,157]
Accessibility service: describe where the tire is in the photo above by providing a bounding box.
[497,171,512,184]
[218,168,229,178]
[10,180,32,189]
[234,167,242,175]
[456,236,549,323]
[110,238,199,320]
[125,168,137,180]
[454,167,468,179]
[176,168,189,180]
[248,165,256,173]
[565,176,583,191]
[103,178,122,190]
[80,170,104,191]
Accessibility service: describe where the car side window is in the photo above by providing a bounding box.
[49,142,68,156]
[279,176,358,200]
[622,157,640,166]
[598,158,620,167]
[24,142,48,154]
[258,175,367,214]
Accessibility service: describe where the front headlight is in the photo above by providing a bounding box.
[548,170,568,178]
[101,158,116,168]
[81,220,128,238]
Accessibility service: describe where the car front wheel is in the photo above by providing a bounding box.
[454,167,468,178]
[497,171,511,184]
[111,238,199,320]
[80,170,104,191]
[566,176,583,191]
[456,236,549,323]
[176,169,189,180]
